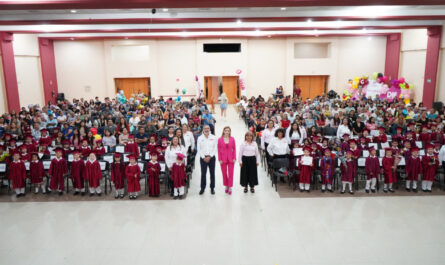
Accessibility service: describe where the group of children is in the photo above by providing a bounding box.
[291,133,440,194]
[5,135,188,200]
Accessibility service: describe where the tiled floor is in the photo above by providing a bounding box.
[1,106,445,265]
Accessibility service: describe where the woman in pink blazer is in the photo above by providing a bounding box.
[218,126,236,195]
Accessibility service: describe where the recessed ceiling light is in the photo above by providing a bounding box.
[237,19,242,24]
[70,10,77,13]
[256,29,261,32]
[267,35,272,38]
[281,7,286,11]
[162,8,168,12]
[307,18,312,23]
[70,37,75,40]
[362,28,367,31]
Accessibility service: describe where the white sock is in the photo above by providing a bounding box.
[365,180,371,190]
[371,178,376,189]
[35,187,39,193]
[327,184,332,190]
[299,183,304,190]
[406,180,411,189]
[179,186,185,195]
[304,184,310,190]
[348,183,353,192]
[342,183,346,192]
[413,181,417,189]
[96,187,102,194]
[384,183,388,190]
[15,188,20,195]
[389,183,393,190]
[41,185,46,192]
[90,187,95,194]
[321,184,326,190]
[20,188,25,194]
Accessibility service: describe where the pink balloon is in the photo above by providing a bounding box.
[399,77,405,84]
[236,69,242,75]
[382,76,388,82]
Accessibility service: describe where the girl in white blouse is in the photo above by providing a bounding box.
[285,122,307,145]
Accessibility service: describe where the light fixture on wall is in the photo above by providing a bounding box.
[70,37,75,40]
[237,19,242,25]
[162,8,168,12]
[281,7,286,11]
[70,10,77,13]
[307,18,312,23]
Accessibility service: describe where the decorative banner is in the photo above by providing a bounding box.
[195,75,202,99]
[365,80,383,99]
[236,69,247,97]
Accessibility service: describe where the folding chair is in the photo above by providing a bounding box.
[0,163,9,194]
[272,158,289,192]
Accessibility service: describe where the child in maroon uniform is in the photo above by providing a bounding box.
[419,125,431,145]
[421,144,439,192]
[62,140,72,159]
[320,148,335,193]
[405,147,421,192]
[125,154,141,199]
[340,134,350,154]
[85,152,102,196]
[8,139,18,154]
[171,153,186,199]
[70,150,85,196]
[48,147,68,195]
[111,153,126,199]
[125,135,140,158]
[38,129,52,146]
[298,147,314,192]
[349,140,361,159]
[23,134,37,153]
[38,143,50,159]
[30,152,45,194]
[341,150,356,194]
[80,139,91,158]
[145,135,158,153]
[9,152,27,197]
[147,151,161,197]
[382,148,396,193]
[373,127,387,143]
[20,145,31,162]
[365,147,380,193]
[93,140,106,158]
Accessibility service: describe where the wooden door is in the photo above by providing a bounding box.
[222,76,239,104]
[115,78,151,99]
[293,75,328,99]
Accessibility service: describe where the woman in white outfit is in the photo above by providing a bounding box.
[285,122,307,145]
[336,118,352,139]
[165,136,187,171]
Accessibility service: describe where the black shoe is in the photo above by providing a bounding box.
[47,190,51,194]
[81,192,85,196]
[306,189,310,193]
[129,195,133,200]
[280,178,285,183]
[349,191,354,195]
[97,193,102,196]
[413,188,418,193]
[365,189,369,193]
[341,190,345,194]
[299,189,304,192]
[250,188,255,193]
[115,194,119,199]
[371,189,376,193]
[199,189,205,195]
[58,191,63,196]
[383,189,388,193]
[428,190,432,193]
[34,191,38,194]
[16,194,21,198]
[119,194,124,199]
[133,195,137,199]
[328,189,333,193]
[389,189,395,193]
[406,188,411,192]
[22,193,26,197]
[179,195,183,200]
[321,189,326,193]
[173,196,178,200]
[244,187,248,193]
[90,193,94,197]
[74,191,79,196]
[211,189,215,195]
[422,189,427,192]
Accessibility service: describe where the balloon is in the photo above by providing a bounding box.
[353,84,358,89]
[382,76,388,82]
[377,73,383,78]
[404,99,410,105]
[399,83,406,90]
[94,134,101,140]
[195,75,199,81]
[176,96,181,102]
[399,77,405,84]
[372,72,378,80]
[401,89,411,99]
[236,69,242,75]
[182,88,186,95]
[354,77,360,84]
[90,127,98,135]
[381,84,389,94]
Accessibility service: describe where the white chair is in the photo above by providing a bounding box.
[362,150,370,157]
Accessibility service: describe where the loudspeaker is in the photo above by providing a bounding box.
[57,93,65,101]
[433,101,443,111]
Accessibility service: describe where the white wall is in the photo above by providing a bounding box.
[54,36,388,101]
[12,34,45,108]
[0,57,7,113]
[54,40,107,100]
[399,29,428,103]
[436,23,445,103]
